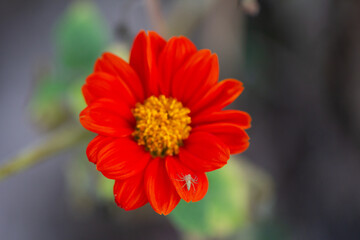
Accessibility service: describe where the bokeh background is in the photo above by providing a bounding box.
[1,0,360,239]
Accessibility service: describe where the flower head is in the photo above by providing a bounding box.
[80,30,251,215]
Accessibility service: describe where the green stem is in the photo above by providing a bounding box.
[145,0,167,36]
[0,124,90,181]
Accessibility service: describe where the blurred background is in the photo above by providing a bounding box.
[1,0,360,239]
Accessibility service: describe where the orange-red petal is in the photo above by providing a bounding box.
[79,98,134,137]
[96,137,151,179]
[114,174,148,211]
[191,110,251,129]
[86,135,114,164]
[166,156,208,203]
[172,50,218,106]
[158,36,197,96]
[190,79,244,117]
[144,158,180,215]
[193,123,250,154]
[130,30,166,97]
[94,53,144,102]
[179,132,230,172]
[82,72,137,107]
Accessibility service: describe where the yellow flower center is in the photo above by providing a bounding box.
[132,95,192,158]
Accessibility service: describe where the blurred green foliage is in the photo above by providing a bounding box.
[54,1,109,72]
[29,75,68,128]
[29,1,108,129]
[66,78,87,117]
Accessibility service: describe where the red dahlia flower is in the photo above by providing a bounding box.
[79,30,251,215]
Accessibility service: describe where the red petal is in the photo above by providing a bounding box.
[190,79,244,117]
[114,174,148,211]
[172,50,218,106]
[94,53,144,102]
[179,132,230,172]
[96,137,151,179]
[192,110,251,129]
[158,36,197,96]
[86,135,114,164]
[166,156,208,203]
[193,123,250,154]
[130,31,166,97]
[82,72,137,107]
[79,98,134,137]
[144,158,180,215]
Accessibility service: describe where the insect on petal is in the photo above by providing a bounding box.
[166,156,208,203]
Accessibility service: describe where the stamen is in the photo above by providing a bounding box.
[132,95,191,157]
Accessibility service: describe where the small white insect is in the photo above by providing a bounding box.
[176,173,198,191]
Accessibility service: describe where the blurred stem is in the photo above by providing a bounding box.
[166,0,218,36]
[0,124,90,182]
[182,233,208,240]
[145,0,167,37]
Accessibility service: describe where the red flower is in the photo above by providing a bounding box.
[80,30,251,215]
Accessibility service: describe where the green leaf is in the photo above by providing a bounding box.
[66,78,87,118]
[65,148,99,211]
[168,158,251,238]
[28,75,69,129]
[54,1,109,71]
[96,173,116,202]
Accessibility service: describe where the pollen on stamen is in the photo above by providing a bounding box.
[132,95,191,157]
